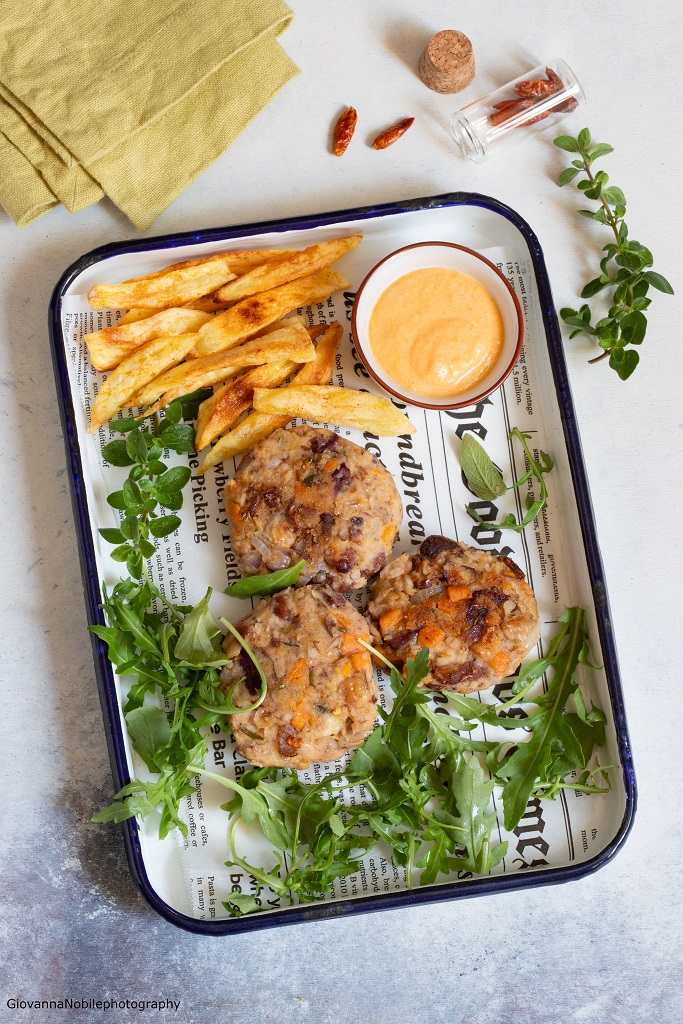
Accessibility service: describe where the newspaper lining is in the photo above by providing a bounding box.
[61,241,624,921]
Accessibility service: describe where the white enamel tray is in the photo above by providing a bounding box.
[49,193,635,933]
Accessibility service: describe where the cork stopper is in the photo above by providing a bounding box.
[419,30,475,94]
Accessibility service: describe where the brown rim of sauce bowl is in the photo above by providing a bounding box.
[351,241,524,411]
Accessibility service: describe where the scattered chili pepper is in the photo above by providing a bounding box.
[372,117,415,150]
[332,107,357,156]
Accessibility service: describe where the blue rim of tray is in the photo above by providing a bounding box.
[48,192,637,935]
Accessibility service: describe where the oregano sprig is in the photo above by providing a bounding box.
[98,390,208,578]
[554,127,673,380]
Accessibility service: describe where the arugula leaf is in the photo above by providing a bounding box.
[174,588,224,665]
[91,579,267,837]
[222,893,262,917]
[444,754,507,874]
[495,607,608,830]
[225,559,307,598]
[124,705,171,772]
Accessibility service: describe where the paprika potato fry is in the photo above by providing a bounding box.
[193,269,350,357]
[182,294,235,313]
[198,322,342,473]
[88,334,199,433]
[193,319,318,449]
[117,308,157,325]
[194,360,299,451]
[215,235,362,302]
[132,322,316,411]
[252,384,416,436]
[87,257,237,311]
[84,308,213,372]
[158,248,299,276]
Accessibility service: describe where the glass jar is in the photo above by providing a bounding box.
[450,59,585,163]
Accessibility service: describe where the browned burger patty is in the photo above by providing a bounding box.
[365,535,540,693]
[223,424,402,592]
[221,585,378,769]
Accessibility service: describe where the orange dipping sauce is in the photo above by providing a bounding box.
[368,267,504,398]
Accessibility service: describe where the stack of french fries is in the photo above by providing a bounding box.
[84,234,415,474]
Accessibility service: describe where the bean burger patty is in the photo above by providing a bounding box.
[365,535,540,693]
[223,424,402,592]
[221,585,379,770]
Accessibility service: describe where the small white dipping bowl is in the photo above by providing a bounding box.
[351,242,524,411]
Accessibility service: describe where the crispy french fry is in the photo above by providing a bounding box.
[195,360,299,450]
[88,334,199,433]
[193,269,350,358]
[169,248,299,276]
[84,308,213,371]
[132,322,316,411]
[306,322,332,340]
[220,249,299,275]
[192,316,311,447]
[183,295,235,313]
[120,248,298,284]
[215,235,362,302]
[198,322,342,473]
[87,258,237,311]
[252,384,416,437]
[118,308,157,325]
[250,314,306,338]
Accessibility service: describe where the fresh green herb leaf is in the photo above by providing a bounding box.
[464,427,554,533]
[156,466,192,493]
[554,130,673,375]
[98,408,196,577]
[459,433,506,501]
[174,588,224,664]
[102,439,135,467]
[92,578,268,837]
[125,705,171,772]
[148,514,181,538]
[494,607,609,829]
[159,423,196,454]
[642,270,674,294]
[98,527,124,544]
[222,893,262,917]
[225,559,307,598]
[179,388,213,420]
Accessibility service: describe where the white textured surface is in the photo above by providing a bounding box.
[1,1,681,1020]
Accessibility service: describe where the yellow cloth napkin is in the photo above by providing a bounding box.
[0,0,298,229]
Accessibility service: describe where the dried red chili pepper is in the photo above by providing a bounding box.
[333,107,358,157]
[490,67,576,128]
[514,78,554,98]
[372,117,415,150]
[489,98,534,126]
[492,99,524,111]
[545,67,563,90]
[556,96,579,113]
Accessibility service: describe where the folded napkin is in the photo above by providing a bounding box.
[0,0,298,229]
